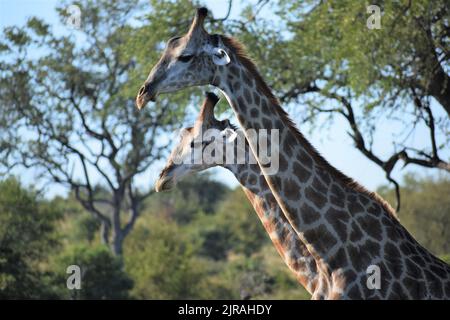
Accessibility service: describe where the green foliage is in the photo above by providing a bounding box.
[233,0,449,181]
[190,189,268,260]
[124,214,206,299]
[144,173,229,224]
[276,0,449,100]
[26,17,49,36]
[0,178,60,299]
[50,245,133,299]
[125,175,310,299]
[0,0,196,256]
[206,253,275,300]
[202,246,310,300]
[71,214,101,243]
[254,245,310,300]
[49,194,101,244]
[4,163,449,301]
[440,254,450,265]
[120,0,203,117]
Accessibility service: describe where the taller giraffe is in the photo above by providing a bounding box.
[136,8,450,299]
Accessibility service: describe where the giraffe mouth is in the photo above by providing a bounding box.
[136,86,157,109]
[136,93,157,110]
[155,175,173,192]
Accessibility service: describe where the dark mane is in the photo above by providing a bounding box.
[220,35,398,220]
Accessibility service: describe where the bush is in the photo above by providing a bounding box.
[124,214,207,299]
[50,245,133,299]
[189,188,268,260]
[0,178,60,299]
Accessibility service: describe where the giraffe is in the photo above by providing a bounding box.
[154,92,326,298]
[136,8,450,299]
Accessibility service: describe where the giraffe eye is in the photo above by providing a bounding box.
[178,54,194,62]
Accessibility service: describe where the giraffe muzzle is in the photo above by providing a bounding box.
[155,174,174,192]
[136,84,157,109]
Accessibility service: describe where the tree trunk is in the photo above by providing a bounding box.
[427,67,450,117]
[100,221,110,245]
[111,195,124,257]
[111,231,124,257]
[418,18,450,118]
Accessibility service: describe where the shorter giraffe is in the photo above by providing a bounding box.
[155,92,327,297]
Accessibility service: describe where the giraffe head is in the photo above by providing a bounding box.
[155,92,237,192]
[136,7,230,109]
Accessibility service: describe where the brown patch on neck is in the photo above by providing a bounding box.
[221,35,398,220]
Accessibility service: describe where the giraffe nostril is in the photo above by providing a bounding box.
[138,85,147,96]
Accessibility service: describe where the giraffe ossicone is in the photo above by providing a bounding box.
[139,8,450,299]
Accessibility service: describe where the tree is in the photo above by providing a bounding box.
[0,178,60,299]
[0,0,188,255]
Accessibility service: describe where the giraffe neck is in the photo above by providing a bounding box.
[223,150,323,296]
[214,47,450,299]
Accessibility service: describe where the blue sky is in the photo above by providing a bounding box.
[1,0,448,198]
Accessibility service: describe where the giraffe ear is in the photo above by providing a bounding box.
[212,48,230,66]
[204,45,230,66]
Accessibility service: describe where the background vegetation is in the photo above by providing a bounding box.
[1,174,449,299]
[0,0,448,299]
